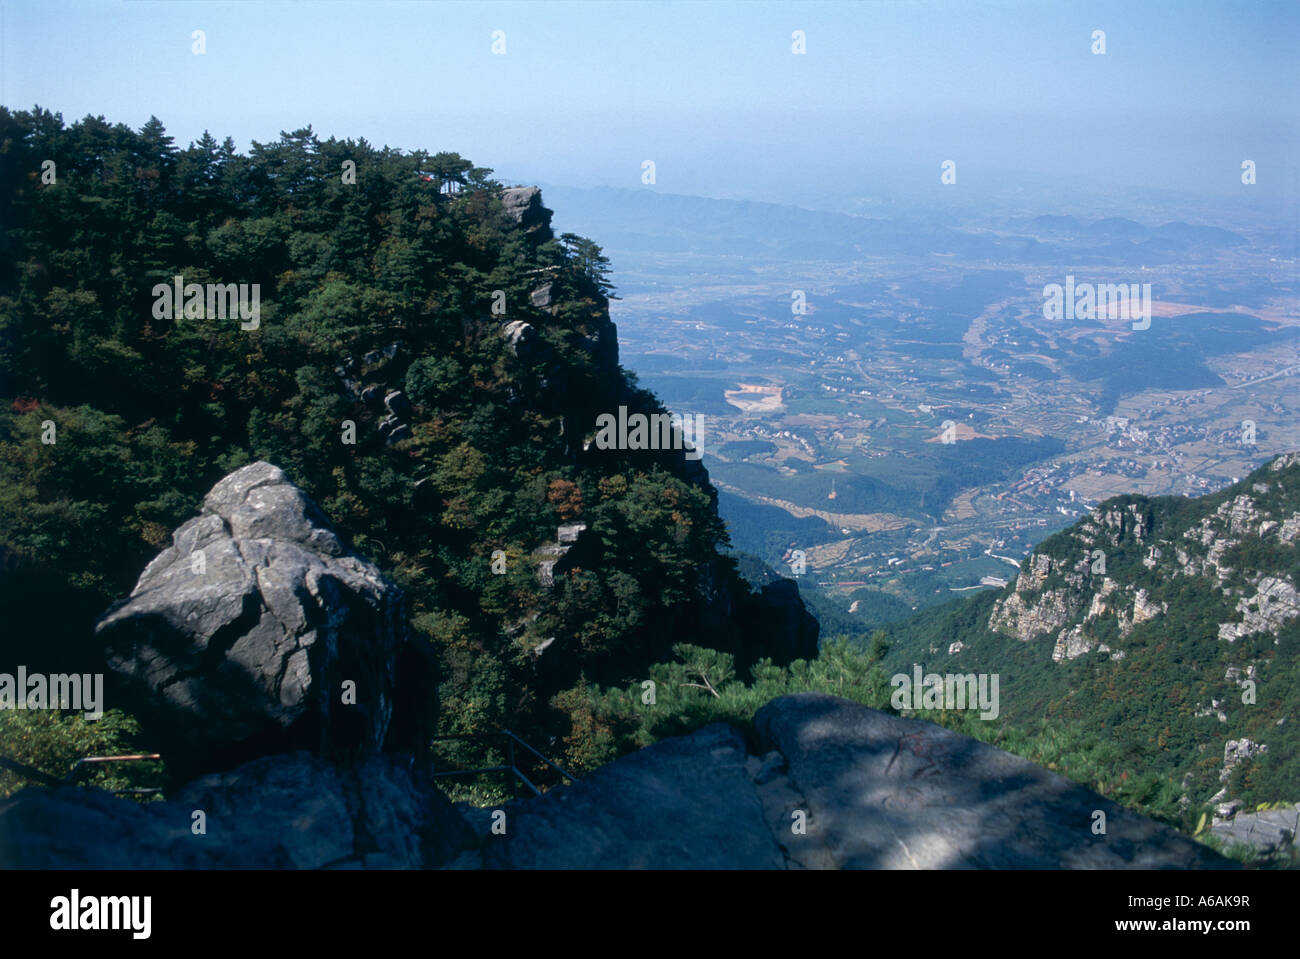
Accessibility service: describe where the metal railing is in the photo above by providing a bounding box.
[428,729,578,799]
[0,753,163,795]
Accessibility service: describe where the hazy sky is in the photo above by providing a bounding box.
[3,0,1297,208]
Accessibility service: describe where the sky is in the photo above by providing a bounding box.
[2,0,1297,209]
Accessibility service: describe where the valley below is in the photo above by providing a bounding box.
[545,185,1300,624]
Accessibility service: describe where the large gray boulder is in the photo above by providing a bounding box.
[1210,803,1299,861]
[96,462,433,776]
[753,693,1233,869]
[499,186,553,241]
[0,753,473,869]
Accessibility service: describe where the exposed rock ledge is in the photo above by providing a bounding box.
[452,693,1229,869]
[0,753,471,869]
[1,693,1230,869]
[1209,803,1299,861]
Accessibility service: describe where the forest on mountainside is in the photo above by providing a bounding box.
[0,108,870,796]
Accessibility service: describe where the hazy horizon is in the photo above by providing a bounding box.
[4,0,1297,215]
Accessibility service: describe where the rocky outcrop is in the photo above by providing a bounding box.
[990,554,1080,641]
[1219,737,1268,784]
[1053,624,1105,662]
[978,457,1300,820]
[2,462,466,869]
[0,753,472,869]
[501,319,539,359]
[992,456,1299,661]
[529,282,555,310]
[335,342,414,446]
[533,523,589,588]
[499,186,553,242]
[95,462,435,777]
[1217,576,1299,643]
[1127,587,1165,631]
[455,694,1231,869]
[1177,459,1300,590]
[1209,803,1299,862]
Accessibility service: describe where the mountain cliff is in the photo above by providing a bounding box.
[883,453,1299,850]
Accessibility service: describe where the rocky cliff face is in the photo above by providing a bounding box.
[971,453,1300,828]
[989,453,1300,661]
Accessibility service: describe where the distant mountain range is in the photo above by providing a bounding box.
[541,184,1271,276]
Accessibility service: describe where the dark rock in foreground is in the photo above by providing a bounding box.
[0,753,472,869]
[464,725,787,869]
[1,693,1235,869]
[753,693,1234,869]
[464,694,1232,869]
